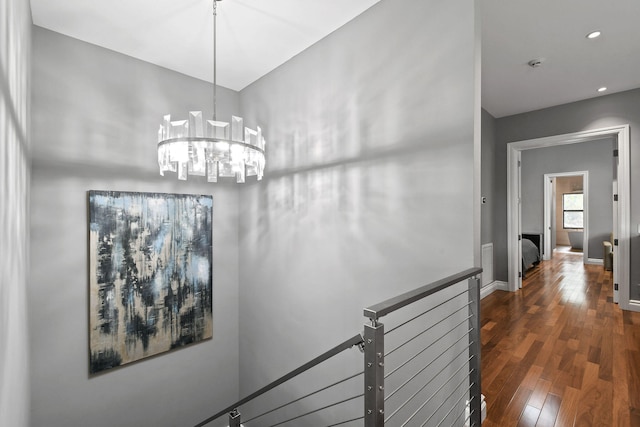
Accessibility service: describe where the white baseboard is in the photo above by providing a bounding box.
[585,258,604,265]
[465,394,486,427]
[480,282,497,299]
[480,280,509,299]
[494,280,509,291]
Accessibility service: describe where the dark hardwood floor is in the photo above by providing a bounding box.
[481,251,640,426]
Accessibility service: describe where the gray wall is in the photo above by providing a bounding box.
[30,28,240,427]
[493,88,640,297]
[29,0,479,423]
[520,139,613,259]
[237,0,476,412]
[481,108,496,245]
[0,0,31,425]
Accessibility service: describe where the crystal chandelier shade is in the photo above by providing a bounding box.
[158,113,265,183]
[157,0,266,183]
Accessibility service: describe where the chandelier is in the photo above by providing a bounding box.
[157,0,266,183]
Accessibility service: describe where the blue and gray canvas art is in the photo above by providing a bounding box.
[88,190,213,374]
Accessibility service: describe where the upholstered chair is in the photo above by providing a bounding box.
[603,233,613,271]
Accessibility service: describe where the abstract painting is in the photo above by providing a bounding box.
[88,190,213,374]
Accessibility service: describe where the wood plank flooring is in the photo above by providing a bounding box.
[481,251,640,427]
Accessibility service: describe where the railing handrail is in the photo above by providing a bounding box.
[194,333,364,427]
[363,267,482,320]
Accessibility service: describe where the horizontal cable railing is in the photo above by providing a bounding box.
[195,334,364,427]
[195,267,482,427]
[363,267,483,427]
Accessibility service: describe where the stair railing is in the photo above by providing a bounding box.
[195,333,366,427]
[195,267,482,427]
[363,267,482,427]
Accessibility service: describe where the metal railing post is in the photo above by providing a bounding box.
[468,276,482,427]
[364,320,384,427]
[229,409,241,427]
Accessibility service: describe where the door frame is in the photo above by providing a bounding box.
[507,125,636,311]
[543,171,589,263]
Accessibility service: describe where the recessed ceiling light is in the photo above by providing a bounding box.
[586,31,601,39]
[598,87,607,92]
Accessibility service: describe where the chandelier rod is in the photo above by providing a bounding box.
[213,0,218,121]
[157,0,265,183]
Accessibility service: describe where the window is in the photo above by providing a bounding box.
[563,193,584,229]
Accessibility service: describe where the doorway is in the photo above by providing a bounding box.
[543,172,589,264]
[507,125,636,311]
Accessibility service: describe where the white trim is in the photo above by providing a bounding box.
[480,282,497,299]
[507,125,633,310]
[612,179,619,303]
[480,280,509,299]
[543,176,554,261]
[507,149,521,291]
[585,258,604,265]
[481,243,494,287]
[616,125,633,311]
[494,281,509,291]
[465,394,486,427]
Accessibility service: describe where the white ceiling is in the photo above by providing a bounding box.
[482,0,640,117]
[30,0,382,91]
[31,0,640,118]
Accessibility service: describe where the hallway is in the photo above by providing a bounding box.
[480,252,640,426]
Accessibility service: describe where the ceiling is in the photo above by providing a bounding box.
[31,0,640,118]
[482,0,640,117]
[30,0,382,91]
